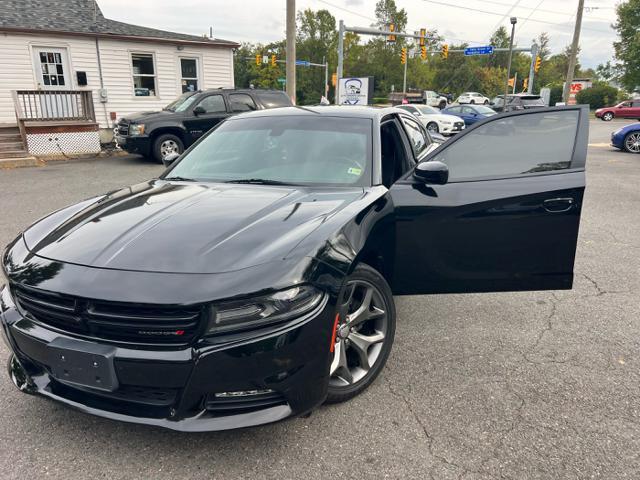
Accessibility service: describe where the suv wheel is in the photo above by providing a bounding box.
[483,99,489,105]
[470,99,476,104]
[602,112,614,121]
[326,264,396,404]
[153,134,184,163]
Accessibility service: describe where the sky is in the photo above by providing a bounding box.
[99,0,620,68]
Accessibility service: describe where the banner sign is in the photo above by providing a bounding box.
[338,77,374,105]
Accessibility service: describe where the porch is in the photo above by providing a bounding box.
[7,89,101,162]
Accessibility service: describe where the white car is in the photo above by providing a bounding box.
[397,104,465,135]
[457,92,491,105]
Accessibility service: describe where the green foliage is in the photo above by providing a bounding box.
[613,0,640,91]
[547,83,564,106]
[575,83,621,109]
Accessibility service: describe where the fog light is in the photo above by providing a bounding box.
[214,389,275,398]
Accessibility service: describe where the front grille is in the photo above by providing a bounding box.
[454,121,464,129]
[72,384,178,407]
[205,391,287,415]
[12,284,203,345]
[117,122,129,136]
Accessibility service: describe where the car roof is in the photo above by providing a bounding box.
[229,105,404,121]
[198,88,286,95]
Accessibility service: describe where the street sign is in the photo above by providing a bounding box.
[464,46,494,56]
[277,78,286,84]
[295,60,311,66]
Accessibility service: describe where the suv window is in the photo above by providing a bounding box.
[431,110,579,181]
[195,94,226,113]
[400,115,429,159]
[255,91,292,108]
[229,93,257,112]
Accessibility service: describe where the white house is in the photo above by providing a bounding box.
[0,0,238,162]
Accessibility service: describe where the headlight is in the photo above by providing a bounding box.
[129,124,145,136]
[207,285,324,335]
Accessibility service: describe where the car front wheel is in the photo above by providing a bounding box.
[153,134,184,163]
[483,99,489,105]
[326,264,396,404]
[624,131,640,153]
[602,112,614,121]
[426,122,439,133]
[470,100,476,104]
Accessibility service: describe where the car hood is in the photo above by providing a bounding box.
[423,113,463,123]
[120,110,178,123]
[22,181,366,274]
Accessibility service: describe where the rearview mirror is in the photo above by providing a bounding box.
[414,161,448,185]
[193,106,206,115]
[162,152,180,167]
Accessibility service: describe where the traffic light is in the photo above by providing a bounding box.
[419,28,426,47]
[401,47,407,64]
[441,44,449,59]
[534,55,542,73]
[331,73,337,87]
[421,45,427,60]
[271,54,277,67]
[255,54,261,66]
[387,23,396,43]
[523,77,529,90]
[508,77,515,88]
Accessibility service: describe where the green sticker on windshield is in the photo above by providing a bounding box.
[347,167,362,176]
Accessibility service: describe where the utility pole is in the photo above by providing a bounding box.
[504,17,517,108]
[563,0,585,104]
[527,43,538,94]
[336,20,345,104]
[286,0,296,104]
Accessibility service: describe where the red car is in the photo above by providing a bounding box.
[595,100,640,121]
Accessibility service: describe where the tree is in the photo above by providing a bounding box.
[575,82,620,108]
[374,0,407,32]
[613,0,640,91]
[533,32,551,60]
[596,61,620,83]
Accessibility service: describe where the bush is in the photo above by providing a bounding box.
[575,84,620,109]
[547,83,564,106]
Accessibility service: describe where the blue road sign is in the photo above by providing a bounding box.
[295,60,311,66]
[464,46,494,56]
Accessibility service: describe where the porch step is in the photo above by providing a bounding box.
[0,133,22,142]
[0,141,25,151]
[0,150,31,158]
[0,126,19,135]
[0,156,41,169]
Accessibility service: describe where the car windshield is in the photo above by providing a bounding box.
[416,105,439,115]
[521,97,544,106]
[164,92,199,112]
[475,106,496,114]
[165,115,372,186]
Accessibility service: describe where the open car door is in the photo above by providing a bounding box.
[389,106,588,295]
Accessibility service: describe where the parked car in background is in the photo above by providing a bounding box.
[491,94,545,113]
[397,104,465,135]
[596,100,640,122]
[611,123,640,153]
[457,92,491,105]
[423,90,449,109]
[115,89,292,162]
[442,104,497,126]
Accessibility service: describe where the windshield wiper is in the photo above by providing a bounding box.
[164,176,198,182]
[224,179,294,186]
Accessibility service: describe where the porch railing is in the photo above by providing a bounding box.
[11,90,96,122]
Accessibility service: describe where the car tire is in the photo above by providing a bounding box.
[325,263,396,404]
[153,134,184,163]
[483,99,489,105]
[439,100,447,110]
[426,122,439,134]
[623,131,640,153]
[602,112,614,121]
[470,100,476,104]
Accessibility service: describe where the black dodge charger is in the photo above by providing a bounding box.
[1,105,587,431]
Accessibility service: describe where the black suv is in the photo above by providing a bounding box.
[115,89,292,162]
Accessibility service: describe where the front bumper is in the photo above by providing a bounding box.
[0,285,334,432]
[115,134,151,156]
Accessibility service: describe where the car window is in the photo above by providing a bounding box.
[430,110,579,182]
[229,93,257,112]
[195,95,226,114]
[621,102,632,108]
[447,106,461,113]
[255,91,292,108]
[398,105,417,114]
[462,106,475,114]
[400,115,430,159]
[632,101,640,108]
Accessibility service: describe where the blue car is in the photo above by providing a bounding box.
[442,104,497,126]
[611,123,640,153]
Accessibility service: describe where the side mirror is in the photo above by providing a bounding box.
[162,152,180,167]
[193,106,206,115]
[414,160,449,185]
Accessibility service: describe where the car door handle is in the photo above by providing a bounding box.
[543,197,574,213]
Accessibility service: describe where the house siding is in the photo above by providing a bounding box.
[0,31,234,129]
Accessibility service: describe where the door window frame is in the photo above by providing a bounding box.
[31,45,72,90]
[178,56,200,94]
[193,93,227,114]
[396,106,588,184]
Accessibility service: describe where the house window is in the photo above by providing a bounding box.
[131,53,156,96]
[180,58,198,93]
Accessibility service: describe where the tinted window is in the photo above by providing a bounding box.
[398,105,418,114]
[229,93,257,112]
[167,116,372,186]
[400,116,429,158]
[196,95,226,113]
[255,91,292,108]
[462,106,475,114]
[431,110,579,181]
[446,106,461,113]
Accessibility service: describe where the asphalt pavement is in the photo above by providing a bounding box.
[0,118,638,479]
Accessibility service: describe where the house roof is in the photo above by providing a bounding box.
[0,0,239,47]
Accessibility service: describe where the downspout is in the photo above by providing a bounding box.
[94,35,110,128]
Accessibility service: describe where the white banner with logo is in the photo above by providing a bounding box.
[338,77,371,105]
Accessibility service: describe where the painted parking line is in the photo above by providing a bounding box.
[588,143,612,148]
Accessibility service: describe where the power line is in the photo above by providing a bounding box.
[470,0,612,22]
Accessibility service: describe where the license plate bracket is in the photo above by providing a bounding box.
[46,337,118,392]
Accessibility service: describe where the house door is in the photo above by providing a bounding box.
[32,47,72,119]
